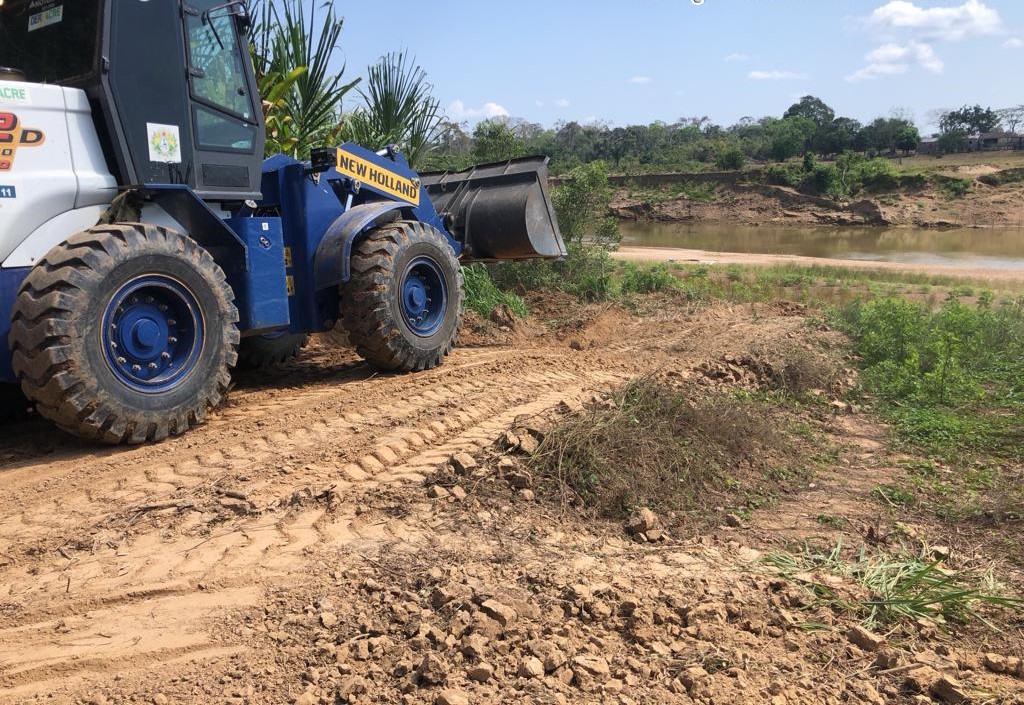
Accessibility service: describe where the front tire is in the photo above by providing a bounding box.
[8,223,239,444]
[341,220,463,372]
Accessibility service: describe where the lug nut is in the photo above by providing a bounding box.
[161,352,170,360]
[117,356,127,364]
[148,362,157,370]
[168,337,178,344]
[131,364,141,373]
[167,319,177,326]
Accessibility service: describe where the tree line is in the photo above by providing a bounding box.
[425,96,1024,173]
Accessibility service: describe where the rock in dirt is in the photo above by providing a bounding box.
[930,674,969,704]
[517,434,540,455]
[467,663,494,683]
[626,508,660,536]
[519,656,545,679]
[450,453,478,476]
[724,513,744,528]
[460,634,487,659]
[983,652,1006,673]
[417,654,448,686]
[847,625,886,652]
[436,689,470,705]
[427,485,450,499]
[903,665,940,694]
[505,469,533,489]
[573,655,611,681]
[319,612,339,628]
[480,599,517,627]
[517,489,535,501]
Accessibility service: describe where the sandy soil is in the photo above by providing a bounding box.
[0,302,1022,704]
[613,246,1024,282]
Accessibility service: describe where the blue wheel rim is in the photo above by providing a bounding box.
[400,256,447,337]
[101,275,204,393]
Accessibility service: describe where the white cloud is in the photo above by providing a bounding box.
[628,76,654,84]
[748,70,808,80]
[1004,37,1024,48]
[847,40,943,81]
[555,98,571,108]
[724,53,750,62]
[447,100,509,121]
[867,0,1002,42]
[535,100,545,108]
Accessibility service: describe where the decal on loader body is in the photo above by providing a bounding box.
[0,112,45,172]
[335,148,420,206]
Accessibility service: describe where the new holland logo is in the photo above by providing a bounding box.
[0,112,45,172]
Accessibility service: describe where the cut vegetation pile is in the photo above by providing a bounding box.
[526,377,811,528]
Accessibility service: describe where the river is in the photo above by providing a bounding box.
[619,223,1024,271]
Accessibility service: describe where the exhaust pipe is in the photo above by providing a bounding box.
[421,156,567,261]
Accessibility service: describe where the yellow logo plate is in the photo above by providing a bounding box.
[335,148,420,206]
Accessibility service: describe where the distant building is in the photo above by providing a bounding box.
[917,132,1022,155]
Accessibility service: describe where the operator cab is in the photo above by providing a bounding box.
[0,0,264,200]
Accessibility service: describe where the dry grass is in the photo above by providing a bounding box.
[528,377,805,525]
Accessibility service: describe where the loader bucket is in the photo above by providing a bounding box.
[421,156,567,261]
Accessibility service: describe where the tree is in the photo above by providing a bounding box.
[817,117,862,156]
[472,120,523,162]
[939,105,1000,135]
[784,96,835,128]
[249,0,360,158]
[344,51,442,168]
[895,125,921,154]
[996,105,1024,135]
[768,117,815,161]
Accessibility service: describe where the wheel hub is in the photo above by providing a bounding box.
[400,257,447,337]
[101,276,204,393]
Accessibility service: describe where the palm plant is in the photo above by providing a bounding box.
[249,0,359,158]
[345,51,443,169]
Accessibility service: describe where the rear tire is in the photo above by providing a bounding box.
[8,223,239,444]
[341,220,463,372]
[237,333,308,369]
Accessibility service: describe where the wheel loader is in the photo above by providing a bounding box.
[0,0,565,443]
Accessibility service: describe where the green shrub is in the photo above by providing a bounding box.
[931,174,972,199]
[764,163,802,188]
[837,297,1024,457]
[715,146,746,170]
[620,263,677,294]
[462,264,528,319]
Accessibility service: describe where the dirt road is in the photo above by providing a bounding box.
[1,301,1021,704]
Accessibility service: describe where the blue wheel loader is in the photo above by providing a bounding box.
[0,0,565,443]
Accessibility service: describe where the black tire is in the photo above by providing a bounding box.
[237,333,308,369]
[0,384,31,425]
[8,223,239,444]
[341,220,463,372]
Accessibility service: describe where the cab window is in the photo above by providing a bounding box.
[185,11,254,123]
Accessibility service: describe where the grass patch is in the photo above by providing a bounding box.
[462,264,528,319]
[765,542,1024,630]
[528,377,813,525]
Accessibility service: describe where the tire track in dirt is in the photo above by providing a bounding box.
[0,335,636,701]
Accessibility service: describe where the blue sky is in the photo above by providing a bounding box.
[334,0,1023,134]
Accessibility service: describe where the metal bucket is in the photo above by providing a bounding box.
[421,156,567,261]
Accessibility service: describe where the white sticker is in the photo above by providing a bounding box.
[0,83,31,105]
[28,5,63,32]
[147,123,182,164]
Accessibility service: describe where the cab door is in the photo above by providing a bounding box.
[182,0,264,199]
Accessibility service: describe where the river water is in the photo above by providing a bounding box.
[619,223,1024,271]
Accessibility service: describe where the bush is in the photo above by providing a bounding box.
[620,263,677,294]
[462,264,527,319]
[837,297,1024,456]
[931,174,972,199]
[715,146,746,171]
[764,163,802,188]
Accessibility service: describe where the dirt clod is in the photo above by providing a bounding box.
[847,624,886,652]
